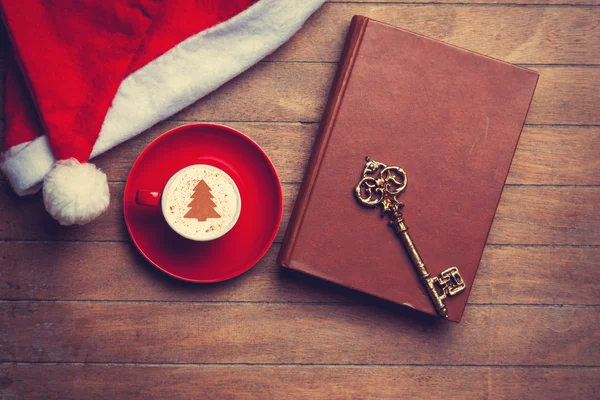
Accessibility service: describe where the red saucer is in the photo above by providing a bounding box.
[124,124,283,282]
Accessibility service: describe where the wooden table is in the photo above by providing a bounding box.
[1,1,598,398]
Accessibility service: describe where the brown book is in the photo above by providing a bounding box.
[278,16,539,322]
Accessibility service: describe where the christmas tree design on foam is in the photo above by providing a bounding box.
[184,180,221,221]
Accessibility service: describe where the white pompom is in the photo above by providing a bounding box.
[43,159,110,226]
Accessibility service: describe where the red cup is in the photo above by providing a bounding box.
[136,164,242,242]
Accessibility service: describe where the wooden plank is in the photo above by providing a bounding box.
[0,179,128,242]
[0,180,597,245]
[92,122,600,186]
[474,246,599,304]
[171,64,599,125]
[270,5,600,64]
[0,64,598,126]
[0,302,597,365]
[0,364,597,400]
[528,67,600,125]
[0,243,597,305]
[172,63,332,123]
[507,126,600,185]
[489,187,600,245]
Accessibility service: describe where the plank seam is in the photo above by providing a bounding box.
[0,299,597,307]
[127,120,600,127]
[0,240,598,248]
[260,61,600,67]
[2,118,600,128]
[0,362,598,369]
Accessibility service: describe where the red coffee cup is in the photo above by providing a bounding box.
[136,164,241,241]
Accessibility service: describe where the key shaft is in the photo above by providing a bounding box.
[390,214,449,319]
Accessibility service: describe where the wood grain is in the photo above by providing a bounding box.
[0,243,597,305]
[507,126,600,185]
[0,2,598,396]
[527,67,600,125]
[170,64,599,125]
[1,364,597,400]
[270,4,600,63]
[490,187,600,245]
[91,121,600,185]
[1,180,597,245]
[0,64,598,125]
[0,302,597,365]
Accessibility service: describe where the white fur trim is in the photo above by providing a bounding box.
[0,0,325,195]
[1,137,53,195]
[43,159,110,226]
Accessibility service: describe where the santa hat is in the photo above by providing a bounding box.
[0,0,324,225]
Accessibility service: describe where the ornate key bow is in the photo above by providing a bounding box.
[354,157,407,212]
[355,157,466,319]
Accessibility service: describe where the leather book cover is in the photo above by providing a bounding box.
[278,16,539,322]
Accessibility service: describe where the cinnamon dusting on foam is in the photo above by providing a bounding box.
[163,165,240,240]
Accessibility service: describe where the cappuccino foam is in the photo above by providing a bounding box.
[162,165,240,241]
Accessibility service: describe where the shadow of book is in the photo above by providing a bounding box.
[280,267,443,328]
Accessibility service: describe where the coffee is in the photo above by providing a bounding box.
[162,165,241,241]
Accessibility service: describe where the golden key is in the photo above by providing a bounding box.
[354,157,466,319]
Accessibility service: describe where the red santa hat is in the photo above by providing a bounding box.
[0,0,324,225]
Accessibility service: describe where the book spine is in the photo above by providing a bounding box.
[278,15,369,268]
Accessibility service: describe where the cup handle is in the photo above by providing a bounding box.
[136,190,161,207]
